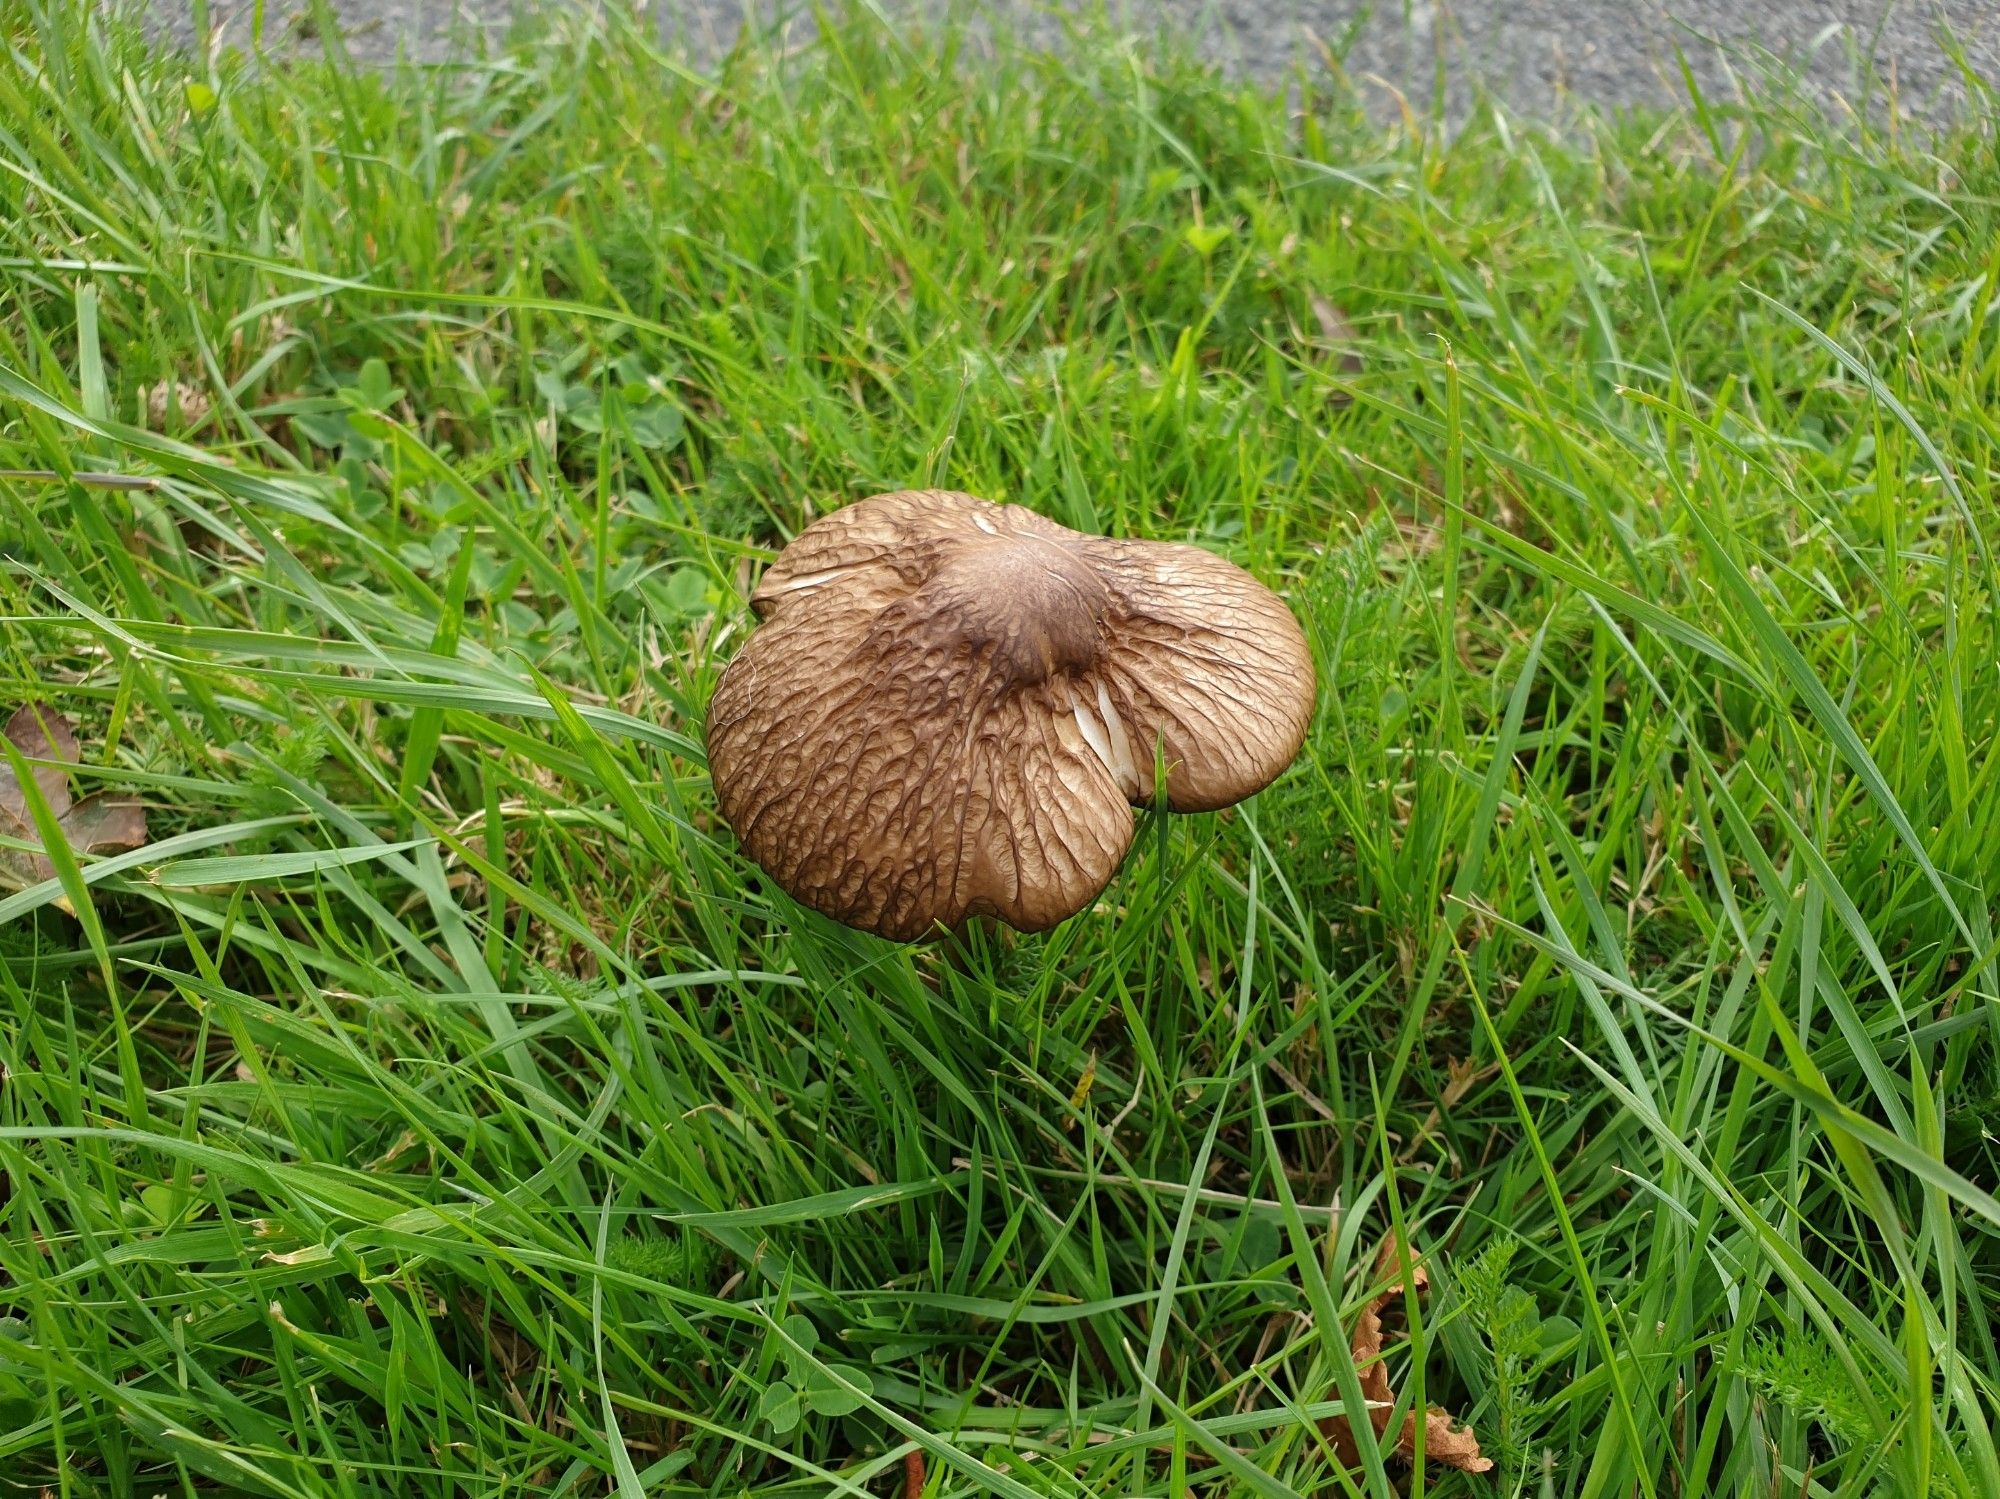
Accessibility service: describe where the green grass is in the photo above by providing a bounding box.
[0,1,1997,1493]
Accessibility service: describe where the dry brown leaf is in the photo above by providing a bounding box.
[1308,293,1364,377]
[55,793,148,858]
[1416,1407,1491,1470]
[1,702,78,824]
[1308,294,1359,352]
[140,379,211,431]
[1323,1233,1494,1476]
[1442,1056,1500,1110]
[0,702,149,902]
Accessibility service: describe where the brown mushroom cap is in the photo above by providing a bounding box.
[704,490,1315,940]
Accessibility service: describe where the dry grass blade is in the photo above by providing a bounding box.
[0,468,162,490]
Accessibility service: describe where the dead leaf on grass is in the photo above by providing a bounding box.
[0,703,149,905]
[1442,1056,1500,1109]
[139,379,211,432]
[1308,294,1365,405]
[1324,1233,1494,1475]
[1309,295,1361,360]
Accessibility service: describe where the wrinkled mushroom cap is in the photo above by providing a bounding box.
[704,490,1315,940]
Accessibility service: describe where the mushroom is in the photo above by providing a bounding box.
[704,490,1315,940]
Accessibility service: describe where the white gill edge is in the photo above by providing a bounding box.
[1072,685,1141,798]
[760,566,849,595]
[1095,680,1141,792]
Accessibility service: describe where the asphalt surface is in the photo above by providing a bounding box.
[146,0,2000,126]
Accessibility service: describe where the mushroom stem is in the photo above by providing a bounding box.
[941,913,1012,974]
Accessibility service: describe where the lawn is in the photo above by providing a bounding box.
[1,1,1997,1493]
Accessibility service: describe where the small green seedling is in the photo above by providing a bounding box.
[757,1315,874,1436]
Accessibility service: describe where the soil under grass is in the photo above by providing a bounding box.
[0,2,1997,1494]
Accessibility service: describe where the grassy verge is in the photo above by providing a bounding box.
[1,2,1997,1493]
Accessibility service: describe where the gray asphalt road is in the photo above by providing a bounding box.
[146,0,1999,125]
